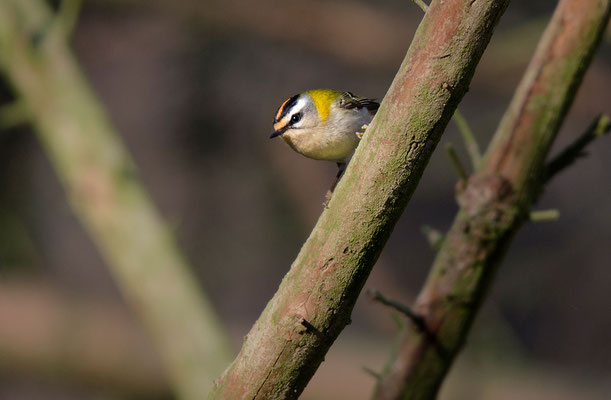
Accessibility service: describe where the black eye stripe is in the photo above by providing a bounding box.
[274,94,300,123]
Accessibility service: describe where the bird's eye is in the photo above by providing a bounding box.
[291,113,302,124]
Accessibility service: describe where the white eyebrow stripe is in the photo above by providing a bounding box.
[288,97,308,116]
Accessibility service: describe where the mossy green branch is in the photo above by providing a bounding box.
[209,0,509,398]
[373,0,611,399]
[0,1,232,398]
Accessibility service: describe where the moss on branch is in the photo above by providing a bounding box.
[209,0,510,398]
[373,1,611,399]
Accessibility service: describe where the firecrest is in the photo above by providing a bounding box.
[270,89,379,202]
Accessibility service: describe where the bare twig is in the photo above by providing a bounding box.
[544,114,611,183]
[453,108,482,169]
[445,142,468,183]
[368,289,426,331]
[363,367,382,380]
[412,0,430,13]
[529,209,560,222]
[421,225,444,251]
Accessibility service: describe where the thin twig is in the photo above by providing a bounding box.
[544,114,610,183]
[412,0,429,13]
[529,209,559,222]
[367,289,426,331]
[368,289,449,361]
[362,367,382,380]
[453,108,482,169]
[445,142,468,183]
[421,225,444,251]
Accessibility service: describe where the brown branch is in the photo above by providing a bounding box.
[373,0,611,399]
[209,0,510,398]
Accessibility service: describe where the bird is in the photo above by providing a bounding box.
[270,89,379,205]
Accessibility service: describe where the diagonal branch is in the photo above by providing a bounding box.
[373,0,611,399]
[208,0,510,398]
[0,1,233,398]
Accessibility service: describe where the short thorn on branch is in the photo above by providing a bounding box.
[362,366,382,380]
[421,225,444,251]
[445,142,468,183]
[367,289,427,332]
[544,114,611,183]
[368,289,450,359]
[299,318,324,338]
[529,209,560,222]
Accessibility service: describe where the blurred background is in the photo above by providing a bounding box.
[1,0,610,398]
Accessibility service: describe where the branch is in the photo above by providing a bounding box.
[209,0,509,398]
[0,1,233,398]
[373,1,611,399]
[544,114,611,183]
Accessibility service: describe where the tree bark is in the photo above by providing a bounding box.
[209,0,510,398]
[0,1,232,398]
[373,0,611,399]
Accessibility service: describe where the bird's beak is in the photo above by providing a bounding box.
[270,126,288,138]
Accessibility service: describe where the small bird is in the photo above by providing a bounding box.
[270,89,379,204]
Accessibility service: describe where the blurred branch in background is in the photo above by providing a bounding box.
[0,279,170,397]
[0,0,232,398]
[209,0,509,398]
[373,0,611,398]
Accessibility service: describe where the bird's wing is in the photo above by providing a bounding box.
[338,91,380,113]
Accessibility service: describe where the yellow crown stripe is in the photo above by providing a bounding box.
[307,89,339,122]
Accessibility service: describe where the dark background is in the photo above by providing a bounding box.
[1,0,610,398]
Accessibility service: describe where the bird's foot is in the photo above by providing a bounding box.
[355,124,369,139]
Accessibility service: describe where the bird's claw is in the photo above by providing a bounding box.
[355,124,369,139]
